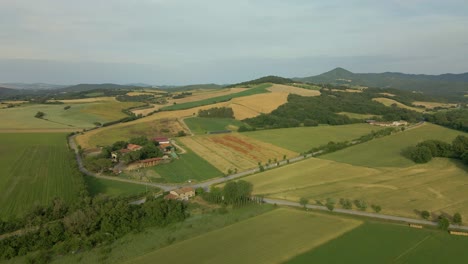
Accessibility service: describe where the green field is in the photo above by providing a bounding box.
[287,221,468,263]
[0,133,83,219]
[162,83,272,111]
[184,117,245,134]
[322,123,466,167]
[0,101,141,130]
[243,124,385,153]
[147,145,222,183]
[338,112,382,119]
[84,176,160,197]
[125,208,361,264]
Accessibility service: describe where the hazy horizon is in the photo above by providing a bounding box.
[1,0,467,85]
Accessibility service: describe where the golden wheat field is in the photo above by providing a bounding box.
[372,97,425,112]
[267,84,321,96]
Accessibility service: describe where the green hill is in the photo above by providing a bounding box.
[228,75,295,87]
[295,68,468,99]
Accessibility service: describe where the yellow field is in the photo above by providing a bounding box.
[79,118,187,148]
[267,84,321,96]
[179,133,297,172]
[244,157,468,220]
[379,92,396,97]
[331,89,363,93]
[412,101,457,109]
[126,209,362,264]
[77,91,289,149]
[131,88,247,116]
[126,91,160,96]
[372,97,424,112]
[51,97,116,103]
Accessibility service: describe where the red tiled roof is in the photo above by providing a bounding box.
[127,144,142,151]
[153,137,170,142]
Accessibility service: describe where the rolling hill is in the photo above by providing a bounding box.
[295,68,468,98]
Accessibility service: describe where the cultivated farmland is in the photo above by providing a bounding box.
[0,133,83,219]
[84,176,160,197]
[267,84,321,96]
[243,124,386,153]
[179,133,297,172]
[412,101,457,109]
[0,100,142,131]
[126,209,361,264]
[322,123,466,167]
[184,117,245,135]
[246,157,468,219]
[337,112,382,120]
[372,97,424,112]
[162,84,272,111]
[287,221,468,263]
[144,146,222,183]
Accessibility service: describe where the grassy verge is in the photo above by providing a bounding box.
[84,176,160,197]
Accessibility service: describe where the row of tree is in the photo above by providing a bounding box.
[198,107,234,118]
[203,180,255,207]
[425,109,468,133]
[0,195,188,261]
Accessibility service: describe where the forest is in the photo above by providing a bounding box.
[244,89,424,129]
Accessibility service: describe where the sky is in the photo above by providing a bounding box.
[0,0,467,85]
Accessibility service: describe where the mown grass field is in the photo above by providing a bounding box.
[179,133,297,172]
[0,100,141,131]
[243,124,385,153]
[147,145,222,183]
[243,123,468,220]
[161,83,272,110]
[412,101,457,109]
[266,84,321,96]
[125,208,361,264]
[287,221,468,263]
[184,117,245,134]
[0,133,82,219]
[372,97,424,112]
[84,176,160,197]
[322,123,465,167]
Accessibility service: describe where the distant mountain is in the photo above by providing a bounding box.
[228,75,295,87]
[295,68,468,98]
[0,83,66,90]
[59,83,144,93]
[0,87,21,97]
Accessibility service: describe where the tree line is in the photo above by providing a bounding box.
[202,180,258,207]
[243,90,423,129]
[198,107,234,118]
[403,135,468,165]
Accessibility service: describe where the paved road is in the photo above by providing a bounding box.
[263,198,468,231]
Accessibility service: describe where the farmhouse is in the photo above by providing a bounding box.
[153,137,170,144]
[127,143,143,151]
[368,120,408,127]
[138,156,170,168]
[165,187,195,200]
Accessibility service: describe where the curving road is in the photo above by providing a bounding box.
[68,121,468,231]
[263,198,468,231]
